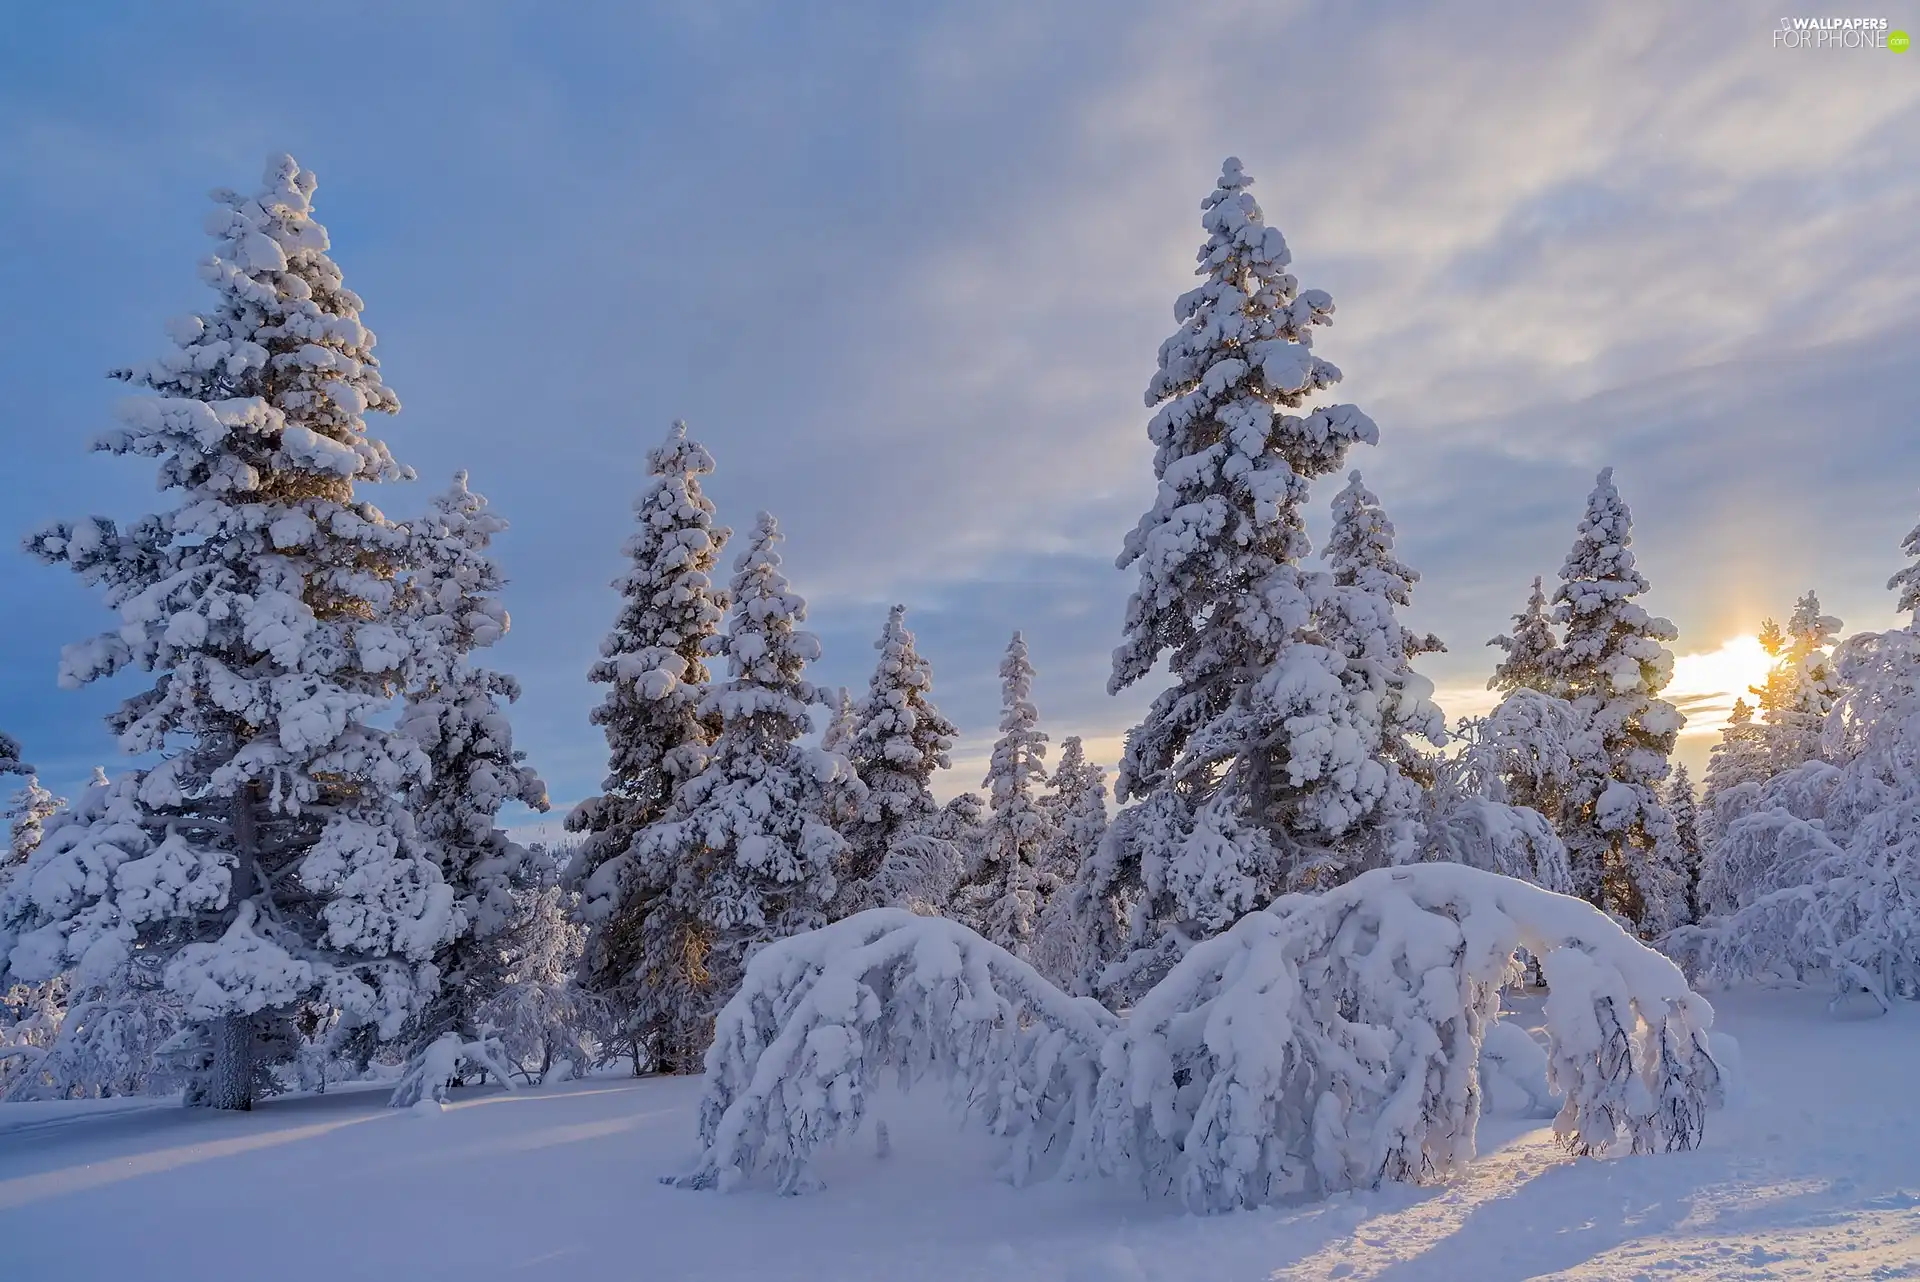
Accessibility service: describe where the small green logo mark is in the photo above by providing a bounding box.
[1891,29,1912,52]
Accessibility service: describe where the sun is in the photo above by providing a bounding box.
[1665,634,1777,736]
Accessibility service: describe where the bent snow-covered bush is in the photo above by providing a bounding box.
[671,910,1115,1195]
[672,864,1721,1210]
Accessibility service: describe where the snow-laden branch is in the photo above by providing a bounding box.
[672,865,1721,1210]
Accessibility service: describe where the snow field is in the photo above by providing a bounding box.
[2,988,1914,1281]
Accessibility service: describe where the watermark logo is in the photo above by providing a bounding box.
[1772,16,1902,49]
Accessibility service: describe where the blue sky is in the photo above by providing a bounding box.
[4,2,1918,827]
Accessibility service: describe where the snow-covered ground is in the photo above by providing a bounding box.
[1,990,1914,1282]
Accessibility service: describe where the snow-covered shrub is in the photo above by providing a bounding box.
[387,1030,521,1107]
[3,960,183,1102]
[1092,865,1718,1210]
[669,909,1116,1195]
[672,864,1720,1210]
[1411,715,1576,893]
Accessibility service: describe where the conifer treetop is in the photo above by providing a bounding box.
[1110,157,1378,803]
[702,512,825,731]
[1892,498,1920,624]
[1489,576,1560,695]
[987,632,1048,806]
[1553,468,1679,701]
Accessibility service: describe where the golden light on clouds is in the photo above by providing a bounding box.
[1429,634,1780,740]
[1664,634,1777,737]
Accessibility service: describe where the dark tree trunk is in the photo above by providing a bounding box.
[207,1013,254,1110]
[203,784,261,1110]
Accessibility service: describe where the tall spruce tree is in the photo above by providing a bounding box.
[1550,468,1687,933]
[957,633,1055,958]
[630,512,847,1064]
[1100,158,1382,983]
[835,605,959,915]
[394,474,550,1067]
[566,422,730,1071]
[0,156,451,1109]
[1488,576,1561,695]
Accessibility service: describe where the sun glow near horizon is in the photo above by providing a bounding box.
[1664,633,1776,737]
[1430,633,1778,740]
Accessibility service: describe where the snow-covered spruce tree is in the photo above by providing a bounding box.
[833,606,959,916]
[1749,592,1842,777]
[1039,736,1108,887]
[1479,577,1586,829]
[1311,470,1448,878]
[392,474,551,1075]
[630,512,849,1061]
[956,633,1056,960]
[1549,468,1687,934]
[0,156,457,1111]
[1101,158,1383,990]
[566,421,730,1072]
[1666,764,1703,927]
[1488,576,1562,696]
[1701,697,1769,845]
[1032,736,1114,990]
